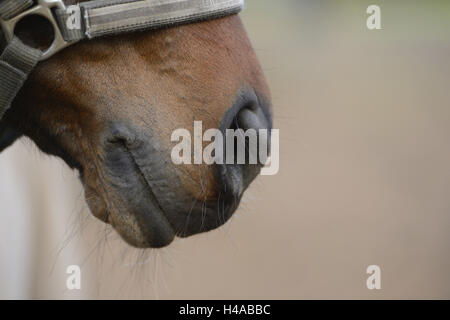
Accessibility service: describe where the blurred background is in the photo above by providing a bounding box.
[1,0,449,299]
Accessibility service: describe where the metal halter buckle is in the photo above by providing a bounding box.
[0,0,70,61]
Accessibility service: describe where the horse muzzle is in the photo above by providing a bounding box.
[84,89,272,248]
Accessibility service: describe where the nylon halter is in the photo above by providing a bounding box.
[0,0,244,119]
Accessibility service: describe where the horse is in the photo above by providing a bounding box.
[0,0,273,248]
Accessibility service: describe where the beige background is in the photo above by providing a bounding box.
[0,0,449,299]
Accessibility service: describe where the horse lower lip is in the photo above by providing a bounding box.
[126,170,176,247]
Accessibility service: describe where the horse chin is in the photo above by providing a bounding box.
[82,168,177,248]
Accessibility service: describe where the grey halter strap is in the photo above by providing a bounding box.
[0,0,244,119]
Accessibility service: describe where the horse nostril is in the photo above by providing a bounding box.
[228,102,272,166]
[218,91,272,202]
[236,105,270,132]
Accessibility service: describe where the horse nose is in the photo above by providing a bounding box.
[218,91,272,201]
